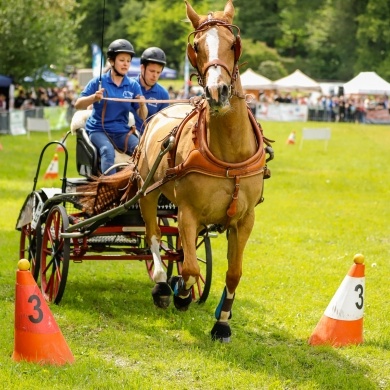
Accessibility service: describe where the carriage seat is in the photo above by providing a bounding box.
[71,110,133,178]
[76,127,100,177]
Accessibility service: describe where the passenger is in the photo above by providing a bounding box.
[131,47,170,135]
[75,39,147,175]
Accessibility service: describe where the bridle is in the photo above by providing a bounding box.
[187,17,242,95]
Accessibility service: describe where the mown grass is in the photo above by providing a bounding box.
[0,120,389,389]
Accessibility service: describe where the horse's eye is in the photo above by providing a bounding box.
[194,43,198,53]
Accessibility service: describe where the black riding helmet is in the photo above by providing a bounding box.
[140,47,166,67]
[107,39,135,60]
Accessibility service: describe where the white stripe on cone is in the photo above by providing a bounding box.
[324,275,365,321]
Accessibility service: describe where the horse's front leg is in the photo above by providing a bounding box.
[169,207,200,311]
[139,193,171,308]
[211,212,255,342]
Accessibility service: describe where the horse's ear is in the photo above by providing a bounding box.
[187,43,198,69]
[185,1,201,28]
[223,0,235,23]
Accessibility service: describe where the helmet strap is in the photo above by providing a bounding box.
[141,65,154,88]
[110,60,125,78]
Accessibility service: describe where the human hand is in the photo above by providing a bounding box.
[137,94,146,106]
[94,88,105,102]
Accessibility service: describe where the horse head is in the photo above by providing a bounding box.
[186,0,242,112]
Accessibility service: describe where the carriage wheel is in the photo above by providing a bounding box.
[19,222,40,281]
[145,217,174,280]
[174,234,213,304]
[40,205,70,304]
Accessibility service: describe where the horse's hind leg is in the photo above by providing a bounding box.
[211,212,255,342]
[139,192,171,308]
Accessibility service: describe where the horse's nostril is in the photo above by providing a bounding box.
[221,85,229,99]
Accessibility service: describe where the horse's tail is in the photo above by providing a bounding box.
[77,163,139,216]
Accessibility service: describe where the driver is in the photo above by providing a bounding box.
[75,39,147,175]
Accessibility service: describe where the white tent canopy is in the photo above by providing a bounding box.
[343,72,390,95]
[240,68,274,90]
[273,69,321,92]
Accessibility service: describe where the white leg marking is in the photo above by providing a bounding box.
[205,28,221,87]
[150,235,167,283]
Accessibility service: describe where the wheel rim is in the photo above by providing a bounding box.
[194,235,212,303]
[19,223,40,281]
[40,205,70,304]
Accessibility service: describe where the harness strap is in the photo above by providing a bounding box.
[165,104,266,180]
[143,103,266,223]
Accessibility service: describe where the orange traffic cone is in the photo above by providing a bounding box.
[55,135,66,152]
[309,254,365,347]
[43,153,59,180]
[286,131,296,144]
[12,259,74,365]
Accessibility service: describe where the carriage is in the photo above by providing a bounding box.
[16,0,274,342]
[15,123,214,305]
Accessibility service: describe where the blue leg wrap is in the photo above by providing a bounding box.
[215,287,234,320]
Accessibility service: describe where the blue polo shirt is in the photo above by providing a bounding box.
[81,70,142,134]
[131,75,170,134]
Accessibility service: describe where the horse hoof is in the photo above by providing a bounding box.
[169,276,192,311]
[152,282,171,309]
[173,294,192,311]
[211,322,231,343]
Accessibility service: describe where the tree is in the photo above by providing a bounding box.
[235,0,282,48]
[0,0,81,83]
[356,0,390,80]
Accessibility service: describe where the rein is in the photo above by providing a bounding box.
[101,97,196,104]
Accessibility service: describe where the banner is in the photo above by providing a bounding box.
[365,109,390,124]
[91,44,104,78]
[256,103,308,122]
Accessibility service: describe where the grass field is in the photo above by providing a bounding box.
[0,119,389,389]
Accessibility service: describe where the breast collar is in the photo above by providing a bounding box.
[164,102,266,180]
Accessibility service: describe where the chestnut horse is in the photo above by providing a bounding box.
[135,0,272,342]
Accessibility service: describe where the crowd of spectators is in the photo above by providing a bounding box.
[256,91,389,123]
[10,77,80,123]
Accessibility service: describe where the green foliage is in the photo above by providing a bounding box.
[258,60,288,80]
[356,0,390,80]
[0,0,82,82]
[235,0,282,48]
[240,39,288,79]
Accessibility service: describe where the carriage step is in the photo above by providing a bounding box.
[87,235,140,245]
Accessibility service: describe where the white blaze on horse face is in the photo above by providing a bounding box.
[205,28,221,88]
[150,235,166,283]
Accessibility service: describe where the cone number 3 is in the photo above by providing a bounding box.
[355,284,364,310]
[28,294,44,324]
